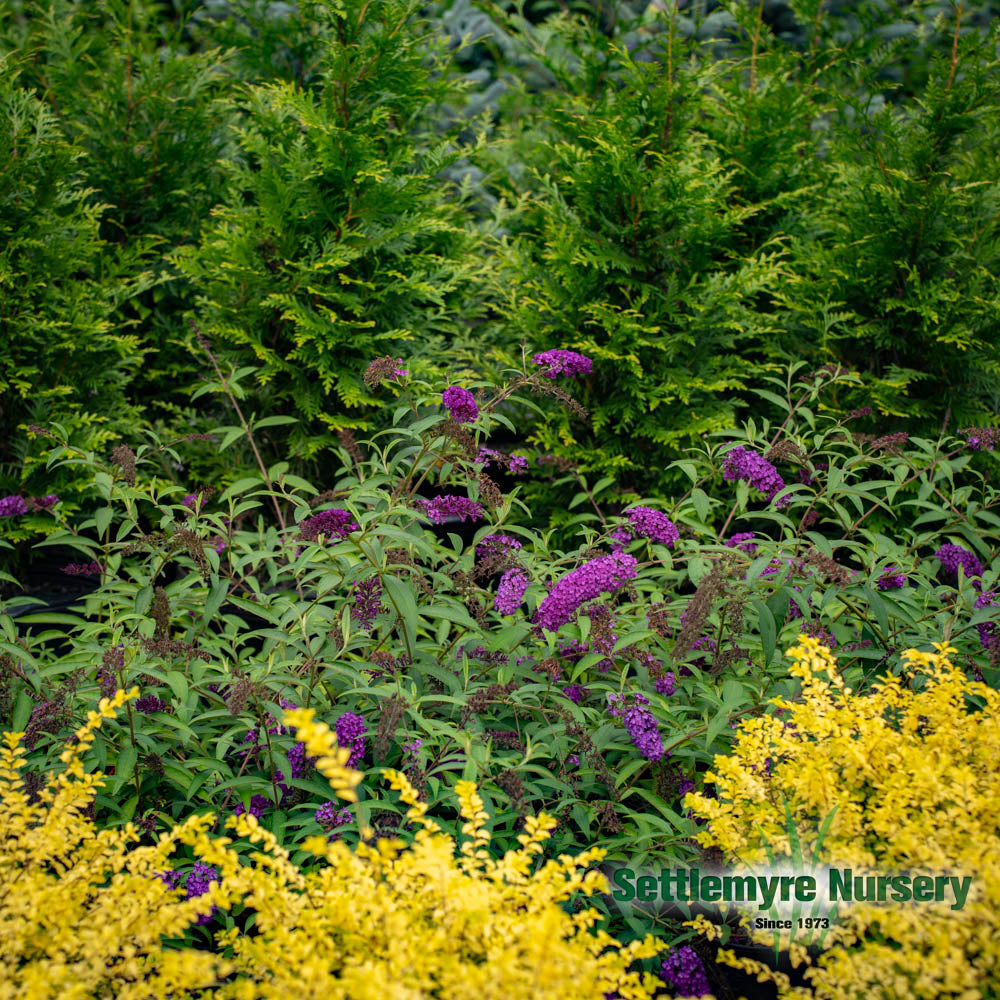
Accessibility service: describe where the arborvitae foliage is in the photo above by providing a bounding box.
[175,0,494,460]
[469,1,999,498]
[473,11,792,488]
[1,0,237,496]
[0,66,145,509]
[776,16,1000,423]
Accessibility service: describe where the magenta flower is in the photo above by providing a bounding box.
[935,543,984,582]
[531,349,593,379]
[32,494,59,510]
[476,534,522,559]
[62,561,102,577]
[618,506,679,547]
[494,567,530,615]
[442,386,478,424]
[335,712,367,768]
[533,551,637,633]
[0,495,28,517]
[299,508,359,543]
[960,427,999,452]
[415,495,483,524]
[876,566,907,590]
[722,445,787,506]
[725,532,758,555]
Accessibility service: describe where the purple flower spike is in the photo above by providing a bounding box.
[609,693,664,761]
[960,427,999,452]
[725,532,758,555]
[0,495,29,518]
[974,591,998,649]
[494,567,530,615]
[532,551,637,633]
[660,945,711,998]
[442,386,478,424]
[722,445,787,506]
[935,543,984,582]
[299,508,359,543]
[621,506,679,547]
[335,712,367,768]
[532,349,593,379]
[33,494,59,510]
[876,567,907,590]
[352,576,383,631]
[234,794,271,819]
[415,495,483,524]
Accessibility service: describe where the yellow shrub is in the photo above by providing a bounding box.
[1,698,664,1000]
[684,636,1000,1000]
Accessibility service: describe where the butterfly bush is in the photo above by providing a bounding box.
[533,551,638,633]
[0,495,28,517]
[613,506,679,548]
[935,543,984,582]
[876,566,907,590]
[299,508,359,542]
[415,494,484,524]
[532,349,593,379]
[495,567,530,614]
[721,445,787,505]
[660,945,711,999]
[441,385,478,424]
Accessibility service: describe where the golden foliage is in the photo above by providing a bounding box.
[2,694,664,1000]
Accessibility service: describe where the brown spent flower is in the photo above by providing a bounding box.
[110,444,137,487]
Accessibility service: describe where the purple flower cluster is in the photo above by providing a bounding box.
[533,551,637,633]
[725,532,759,555]
[476,534,522,559]
[442,386,478,424]
[509,455,529,474]
[660,945,711,999]
[62,561,102,577]
[0,495,28,517]
[159,870,183,891]
[159,863,221,925]
[654,672,676,696]
[876,566,907,590]
[234,794,271,819]
[33,494,58,509]
[614,507,679,548]
[935,543,984,582]
[335,712,367,768]
[531,349,593,379]
[609,693,664,761]
[186,861,220,924]
[562,683,589,704]
[315,800,354,831]
[960,427,999,452]
[299,508,359,543]
[974,591,998,649]
[135,694,168,714]
[494,567,530,615]
[722,445,787,505]
[415,494,483,524]
[352,576,383,630]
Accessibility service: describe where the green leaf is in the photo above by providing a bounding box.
[752,598,777,666]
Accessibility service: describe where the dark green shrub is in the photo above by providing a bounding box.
[0,65,146,526]
[174,0,497,462]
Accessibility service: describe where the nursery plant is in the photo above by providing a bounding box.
[1,353,996,978]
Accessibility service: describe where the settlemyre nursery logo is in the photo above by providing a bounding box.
[607,865,972,914]
[603,861,974,948]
